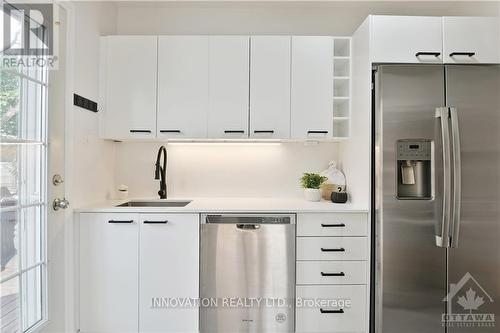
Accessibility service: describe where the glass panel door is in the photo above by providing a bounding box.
[1,52,48,333]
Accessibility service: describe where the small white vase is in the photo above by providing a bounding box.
[304,188,321,202]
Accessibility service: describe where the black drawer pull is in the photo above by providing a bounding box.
[320,308,344,314]
[321,223,346,227]
[160,130,181,133]
[321,272,345,277]
[224,130,245,134]
[108,220,134,224]
[449,52,475,57]
[130,130,151,133]
[253,130,275,134]
[307,130,328,134]
[143,220,169,224]
[321,247,345,252]
[415,52,441,57]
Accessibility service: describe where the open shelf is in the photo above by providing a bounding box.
[332,37,351,139]
[334,98,349,118]
[334,38,350,57]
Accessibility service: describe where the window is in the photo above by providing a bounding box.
[1,57,48,332]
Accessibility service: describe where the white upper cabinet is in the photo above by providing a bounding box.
[291,36,334,139]
[371,16,443,63]
[250,36,291,139]
[443,17,500,64]
[158,36,209,139]
[100,36,157,139]
[208,36,250,139]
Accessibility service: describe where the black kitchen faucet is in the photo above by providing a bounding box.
[154,146,167,199]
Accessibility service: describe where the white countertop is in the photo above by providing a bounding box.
[74,197,369,213]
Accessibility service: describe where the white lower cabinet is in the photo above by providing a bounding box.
[79,213,140,333]
[296,261,367,285]
[297,237,368,261]
[296,212,369,333]
[78,212,199,333]
[139,214,199,333]
[296,285,367,333]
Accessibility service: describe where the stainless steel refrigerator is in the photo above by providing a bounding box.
[373,65,500,333]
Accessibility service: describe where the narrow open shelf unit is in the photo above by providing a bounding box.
[333,37,351,139]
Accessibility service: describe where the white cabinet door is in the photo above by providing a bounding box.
[158,36,209,139]
[291,36,334,139]
[79,213,139,333]
[371,16,443,64]
[250,36,291,139]
[208,36,250,139]
[100,36,157,139]
[139,214,199,333]
[443,17,500,64]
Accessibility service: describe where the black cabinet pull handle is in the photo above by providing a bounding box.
[321,223,346,227]
[320,309,344,314]
[415,52,441,57]
[143,220,169,224]
[130,130,151,133]
[449,52,475,57]
[321,247,345,252]
[321,272,345,277]
[160,130,181,133]
[253,130,275,134]
[108,220,134,224]
[224,130,245,134]
[308,130,328,134]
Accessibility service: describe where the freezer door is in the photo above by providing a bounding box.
[446,65,500,333]
[375,65,447,333]
[200,221,295,333]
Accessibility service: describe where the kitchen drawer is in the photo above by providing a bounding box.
[296,285,366,333]
[297,261,367,285]
[297,237,368,261]
[297,213,368,237]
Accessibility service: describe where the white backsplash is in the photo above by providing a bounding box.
[114,142,338,199]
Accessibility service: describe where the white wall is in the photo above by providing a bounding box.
[115,1,498,36]
[114,142,338,198]
[71,1,117,207]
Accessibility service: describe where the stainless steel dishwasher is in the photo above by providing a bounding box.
[200,213,295,333]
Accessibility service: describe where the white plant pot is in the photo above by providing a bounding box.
[304,188,321,202]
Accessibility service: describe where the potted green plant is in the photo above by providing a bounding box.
[300,173,328,202]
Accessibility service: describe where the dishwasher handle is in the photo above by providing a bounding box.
[236,224,260,230]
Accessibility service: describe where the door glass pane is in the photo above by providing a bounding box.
[1,144,44,206]
[0,276,20,333]
[21,206,42,269]
[20,145,44,205]
[0,71,20,139]
[21,78,44,142]
[21,266,42,331]
[0,145,18,201]
[0,209,19,280]
[0,71,45,141]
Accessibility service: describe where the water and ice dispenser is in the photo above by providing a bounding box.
[396,140,433,200]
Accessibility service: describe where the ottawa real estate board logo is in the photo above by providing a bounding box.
[442,272,495,328]
[2,1,59,69]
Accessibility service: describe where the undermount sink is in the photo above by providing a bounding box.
[116,200,191,207]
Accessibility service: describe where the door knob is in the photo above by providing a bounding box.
[53,198,70,211]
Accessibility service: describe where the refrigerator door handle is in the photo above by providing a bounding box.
[449,107,462,247]
[435,107,452,248]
